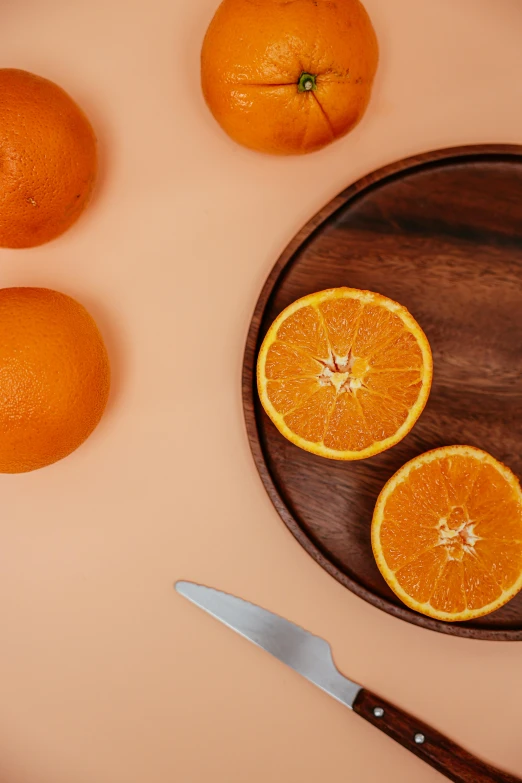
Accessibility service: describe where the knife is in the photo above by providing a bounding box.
[175,581,521,783]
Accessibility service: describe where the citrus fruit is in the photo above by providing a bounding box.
[257,288,432,459]
[0,69,97,248]
[372,446,522,622]
[0,288,110,473]
[201,0,379,155]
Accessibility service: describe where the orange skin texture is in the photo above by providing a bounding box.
[0,288,110,473]
[0,69,97,248]
[201,0,379,155]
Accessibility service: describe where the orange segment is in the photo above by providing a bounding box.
[257,288,432,460]
[276,305,330,360]
[357,388,409,442]
[439,454,480,506]
[266,378,320,415]
[318,297,363,359]
[473,501,522,542]
[394,549,448,605]
[430,561,467,615]
[264,342,323,379]
[363,370,423,404]
[370,331,424,371]
[351,304,406,359]
[323,392,373,452]
[372,446,522,622]
[284,386,336,443]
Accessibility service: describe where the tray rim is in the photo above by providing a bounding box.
[242,144,522,641]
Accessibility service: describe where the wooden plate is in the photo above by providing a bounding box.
[243,145,522,641]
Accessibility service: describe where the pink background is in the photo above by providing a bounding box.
[2,1,522,781]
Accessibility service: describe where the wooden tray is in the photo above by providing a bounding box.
[243,145,522,641]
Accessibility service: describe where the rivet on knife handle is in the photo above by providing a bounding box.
[353,689,521,783]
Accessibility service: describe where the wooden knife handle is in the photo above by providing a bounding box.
[353,688,521,783]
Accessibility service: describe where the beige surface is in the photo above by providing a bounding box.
[1,1,522,781]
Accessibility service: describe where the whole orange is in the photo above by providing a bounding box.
[0,288,110,473]
[0,69,97,248]
[201,0,379,155]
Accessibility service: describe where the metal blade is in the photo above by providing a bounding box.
[175,581,361,709]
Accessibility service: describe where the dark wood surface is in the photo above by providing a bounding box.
[242,145,522,640]
[353,689,522,782]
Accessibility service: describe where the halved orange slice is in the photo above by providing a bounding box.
[372,446,522,622]
[257,288,432,460]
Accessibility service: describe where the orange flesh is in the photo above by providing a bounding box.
[373,448,522,620]
[259,290,431,458]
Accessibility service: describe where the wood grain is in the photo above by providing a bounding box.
[242,145,522,641]
[353,689,522,783]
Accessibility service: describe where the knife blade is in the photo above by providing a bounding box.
[175,579,360,708]
[175,580,521,783]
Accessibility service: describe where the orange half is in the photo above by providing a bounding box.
[257,288,432,460]
[372,446,522,622]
